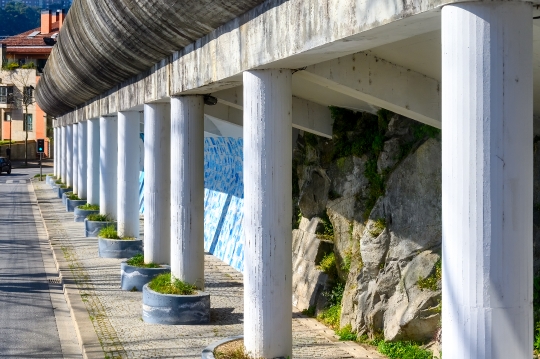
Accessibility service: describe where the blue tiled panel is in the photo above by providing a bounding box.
[139,137,244,272]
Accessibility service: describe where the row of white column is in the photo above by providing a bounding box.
[52,70,292,358]
[51,3,534,356]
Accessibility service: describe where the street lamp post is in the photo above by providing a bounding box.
[23,85,34,167]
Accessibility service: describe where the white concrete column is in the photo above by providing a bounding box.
[170,96,205,288]
[144,103,171,264]
[78,121,88,200]
[117,111,140,238]
[243,69,292,358]
[442,3,533,359]
[100,116,118,219]
[87,118,100,206]
[61,125,66,182]
[72,123,79,195]
[65,124,73,188]
[53,127,58,177]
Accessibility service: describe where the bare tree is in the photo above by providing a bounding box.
[4,69,35,166]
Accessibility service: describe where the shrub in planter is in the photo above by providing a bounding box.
[66,193,86,212]
[84,214,116,237]
[142,273,210,325]
[74,203,99,223]
[98,226,142,258]
[121,254,170,291]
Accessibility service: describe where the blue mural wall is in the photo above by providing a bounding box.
[139,137,245,272]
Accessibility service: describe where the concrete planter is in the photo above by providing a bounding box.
[61,192,72,206]
[57,186,71,199]
[120,262,170,291]
[98,237,142,258]
[142,284,210,325]
[46,176,55,185]
[201,336,244,359]
[66,199,86,212]
[84,219,116,237]
[74,207,99,223]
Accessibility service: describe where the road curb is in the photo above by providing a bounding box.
[32,180,104,359]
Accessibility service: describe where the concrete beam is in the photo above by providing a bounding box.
[213,87,333,138]
[298,52,441,128]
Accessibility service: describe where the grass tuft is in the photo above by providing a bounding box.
[126,253,161,268]
[68,193,81,200]
[87,213,111,222]
[98,225,119,239]
[55,179,63,184]
[373,339,433,359]
[214,343,253,359]
[148,273,196,295]
[78,203,99,211]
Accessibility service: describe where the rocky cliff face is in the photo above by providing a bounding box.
[292,108,443,342]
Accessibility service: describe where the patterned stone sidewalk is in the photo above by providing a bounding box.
[34,180,382,359]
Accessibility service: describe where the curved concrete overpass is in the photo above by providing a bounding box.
[36,0,265,116]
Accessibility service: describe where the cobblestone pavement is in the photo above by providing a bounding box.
[34,180,382,359]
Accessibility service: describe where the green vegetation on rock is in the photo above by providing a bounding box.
[317,281,345,329]
[418,259,442,291]
[369,218,386,237]
[148,273,196,295]
[317,252,337,277]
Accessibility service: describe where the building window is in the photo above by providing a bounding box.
[23,114,32,131]
[0,86,13,104]
[4,112,11,122]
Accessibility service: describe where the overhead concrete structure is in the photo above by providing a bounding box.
[35,0,266,116]
[441,2,533,358]
[44,0,539,356]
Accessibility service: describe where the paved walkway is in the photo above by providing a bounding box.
[34,179,381,359]
[0,169,81,358]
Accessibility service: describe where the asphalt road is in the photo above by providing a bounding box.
[0,167,79,358]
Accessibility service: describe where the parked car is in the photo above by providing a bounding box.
[0,157,11,175]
